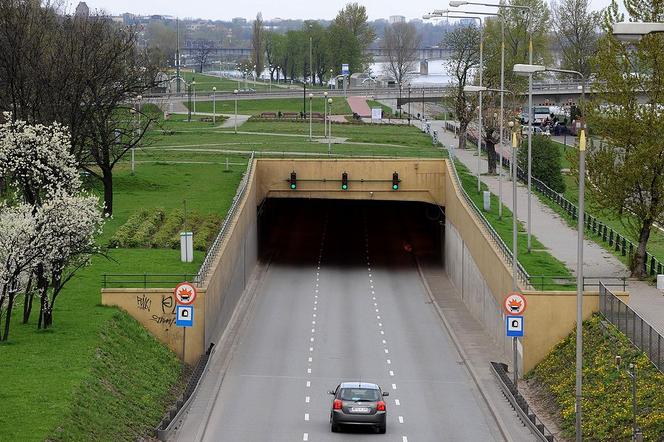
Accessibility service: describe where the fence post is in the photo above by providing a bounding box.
[622,238,627,256]
[629,242,633,259]
[103,274,107,288]
[650,256,655,276]
[609,230,614,247]
[572,206,577,220]
[144,273,147,289]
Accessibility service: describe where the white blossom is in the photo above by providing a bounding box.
[0,203,40,293]
[0,112,80,203]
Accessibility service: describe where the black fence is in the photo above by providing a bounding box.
[599,282,663,373]
[101,273,199,289]
[445,121,664,279]
[490,362,557,441]
[527,275,628,292]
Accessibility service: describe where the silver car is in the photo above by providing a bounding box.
[329,382,388,434]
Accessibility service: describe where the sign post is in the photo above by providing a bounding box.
[174,282,197,364]
[504,292,527,387]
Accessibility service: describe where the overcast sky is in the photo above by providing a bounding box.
[74,0,615,21]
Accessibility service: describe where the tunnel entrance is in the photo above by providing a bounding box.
[258,198,445,270]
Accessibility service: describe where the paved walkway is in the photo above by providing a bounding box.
[428,119,664,334]
[347,96,371,117]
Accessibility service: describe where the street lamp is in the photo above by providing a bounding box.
[129,107,136,175]
[327,98,333,155]
[408,85,412,125]
[613,22,664,41]
[309,93,314,142]
[324,91,329,138]
[212,86,217,124]
[192,80,196,115]
[233,89,238,134]
[515,63,587,441]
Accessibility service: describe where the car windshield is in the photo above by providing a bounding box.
[339,388,380,401]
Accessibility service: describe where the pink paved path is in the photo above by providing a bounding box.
[347,96,371,117]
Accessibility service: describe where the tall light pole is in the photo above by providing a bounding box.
[324,91,329,138]
[327,98,333,155]
[269,64,272,92]
[212,86,217,124]
[309,93,313,142]
[515,63,586,441]
[408,85,412,125]
[233,89,238,134]
[129,107,136,175]
[192,80,196,115]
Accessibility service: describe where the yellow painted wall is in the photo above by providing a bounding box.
[99,158,630,374]
[522,290,629,373]
[101,288,205,365]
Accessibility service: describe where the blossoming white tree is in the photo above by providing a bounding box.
[0,115,104,336]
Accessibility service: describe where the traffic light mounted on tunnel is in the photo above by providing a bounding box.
[392,172,400,190]
[341,172,348,190]
[289,171,297,190]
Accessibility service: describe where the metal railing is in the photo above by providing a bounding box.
[490,362,557,442]
[527,275,628,292]
[101,273,198,289]
[599,282,664,372]
[196,152,255,286]
[451,121,664,279]
[446,153,531,287]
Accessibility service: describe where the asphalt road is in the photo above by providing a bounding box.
[178,200,502,441]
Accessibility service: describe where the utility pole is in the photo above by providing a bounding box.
[176,18,181,94]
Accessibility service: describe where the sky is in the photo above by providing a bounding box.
[74,0,615,21]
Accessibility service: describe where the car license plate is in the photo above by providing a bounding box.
[350,407,370,413]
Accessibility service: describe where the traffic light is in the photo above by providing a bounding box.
[289,171,297,190]
[392,172,399,190]
[341,172,348,190]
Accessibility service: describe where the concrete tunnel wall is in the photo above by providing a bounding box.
[102,158,627,374]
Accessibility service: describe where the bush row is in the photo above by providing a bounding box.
[109,208,222,251]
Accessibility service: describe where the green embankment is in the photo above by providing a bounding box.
[527,314,664,440]
[186,97,352,116]
[0,159,243,441]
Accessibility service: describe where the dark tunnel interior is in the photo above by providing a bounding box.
[258,199,445,270]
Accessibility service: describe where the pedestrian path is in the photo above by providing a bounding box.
[347,96,371,117]
[427,120,664,334]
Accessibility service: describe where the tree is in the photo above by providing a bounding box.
[0,116,103,335]
[191,39,215,73]
[0,3,159,216]
[551,0,600,77]
[582,0,664,278]
[382,22,422,86]
[517,135,565,192]
[481,0,552,91]
[251,13,265,79]
[331,3,376,72]
[442,24,480,149]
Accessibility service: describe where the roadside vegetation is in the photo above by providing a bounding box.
[527,314,664,440]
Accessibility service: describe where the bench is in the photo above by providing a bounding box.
[260,112,277,118]
[282,112,300,119]
[199,117,213,122]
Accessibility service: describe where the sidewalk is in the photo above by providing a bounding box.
[347,96,371,117]
[428,119,664,335]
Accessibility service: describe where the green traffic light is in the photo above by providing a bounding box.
[342,184,348,190]
[392,184,398,190]
[290,183,296,189]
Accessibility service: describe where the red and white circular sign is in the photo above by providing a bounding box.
[503,292,527,315]
[174,282,197,305]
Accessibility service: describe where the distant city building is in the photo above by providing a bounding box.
[389,15,405,24]
[74,1,89,17]
[232,17,247,25]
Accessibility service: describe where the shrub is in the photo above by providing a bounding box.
[517,135,566,193]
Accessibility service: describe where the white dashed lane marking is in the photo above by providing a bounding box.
[303,433,309,441]
[398,416,404,424]
[395,399,400,406]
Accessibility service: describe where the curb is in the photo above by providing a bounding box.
[414,257,516,442]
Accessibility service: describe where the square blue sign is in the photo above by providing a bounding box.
[176,305,194,327]
[506,315,524,337]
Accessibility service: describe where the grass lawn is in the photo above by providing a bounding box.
[366,100,397,118]
[186,97,352,116]
[455,160,573,287]
[0,160,244,441]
